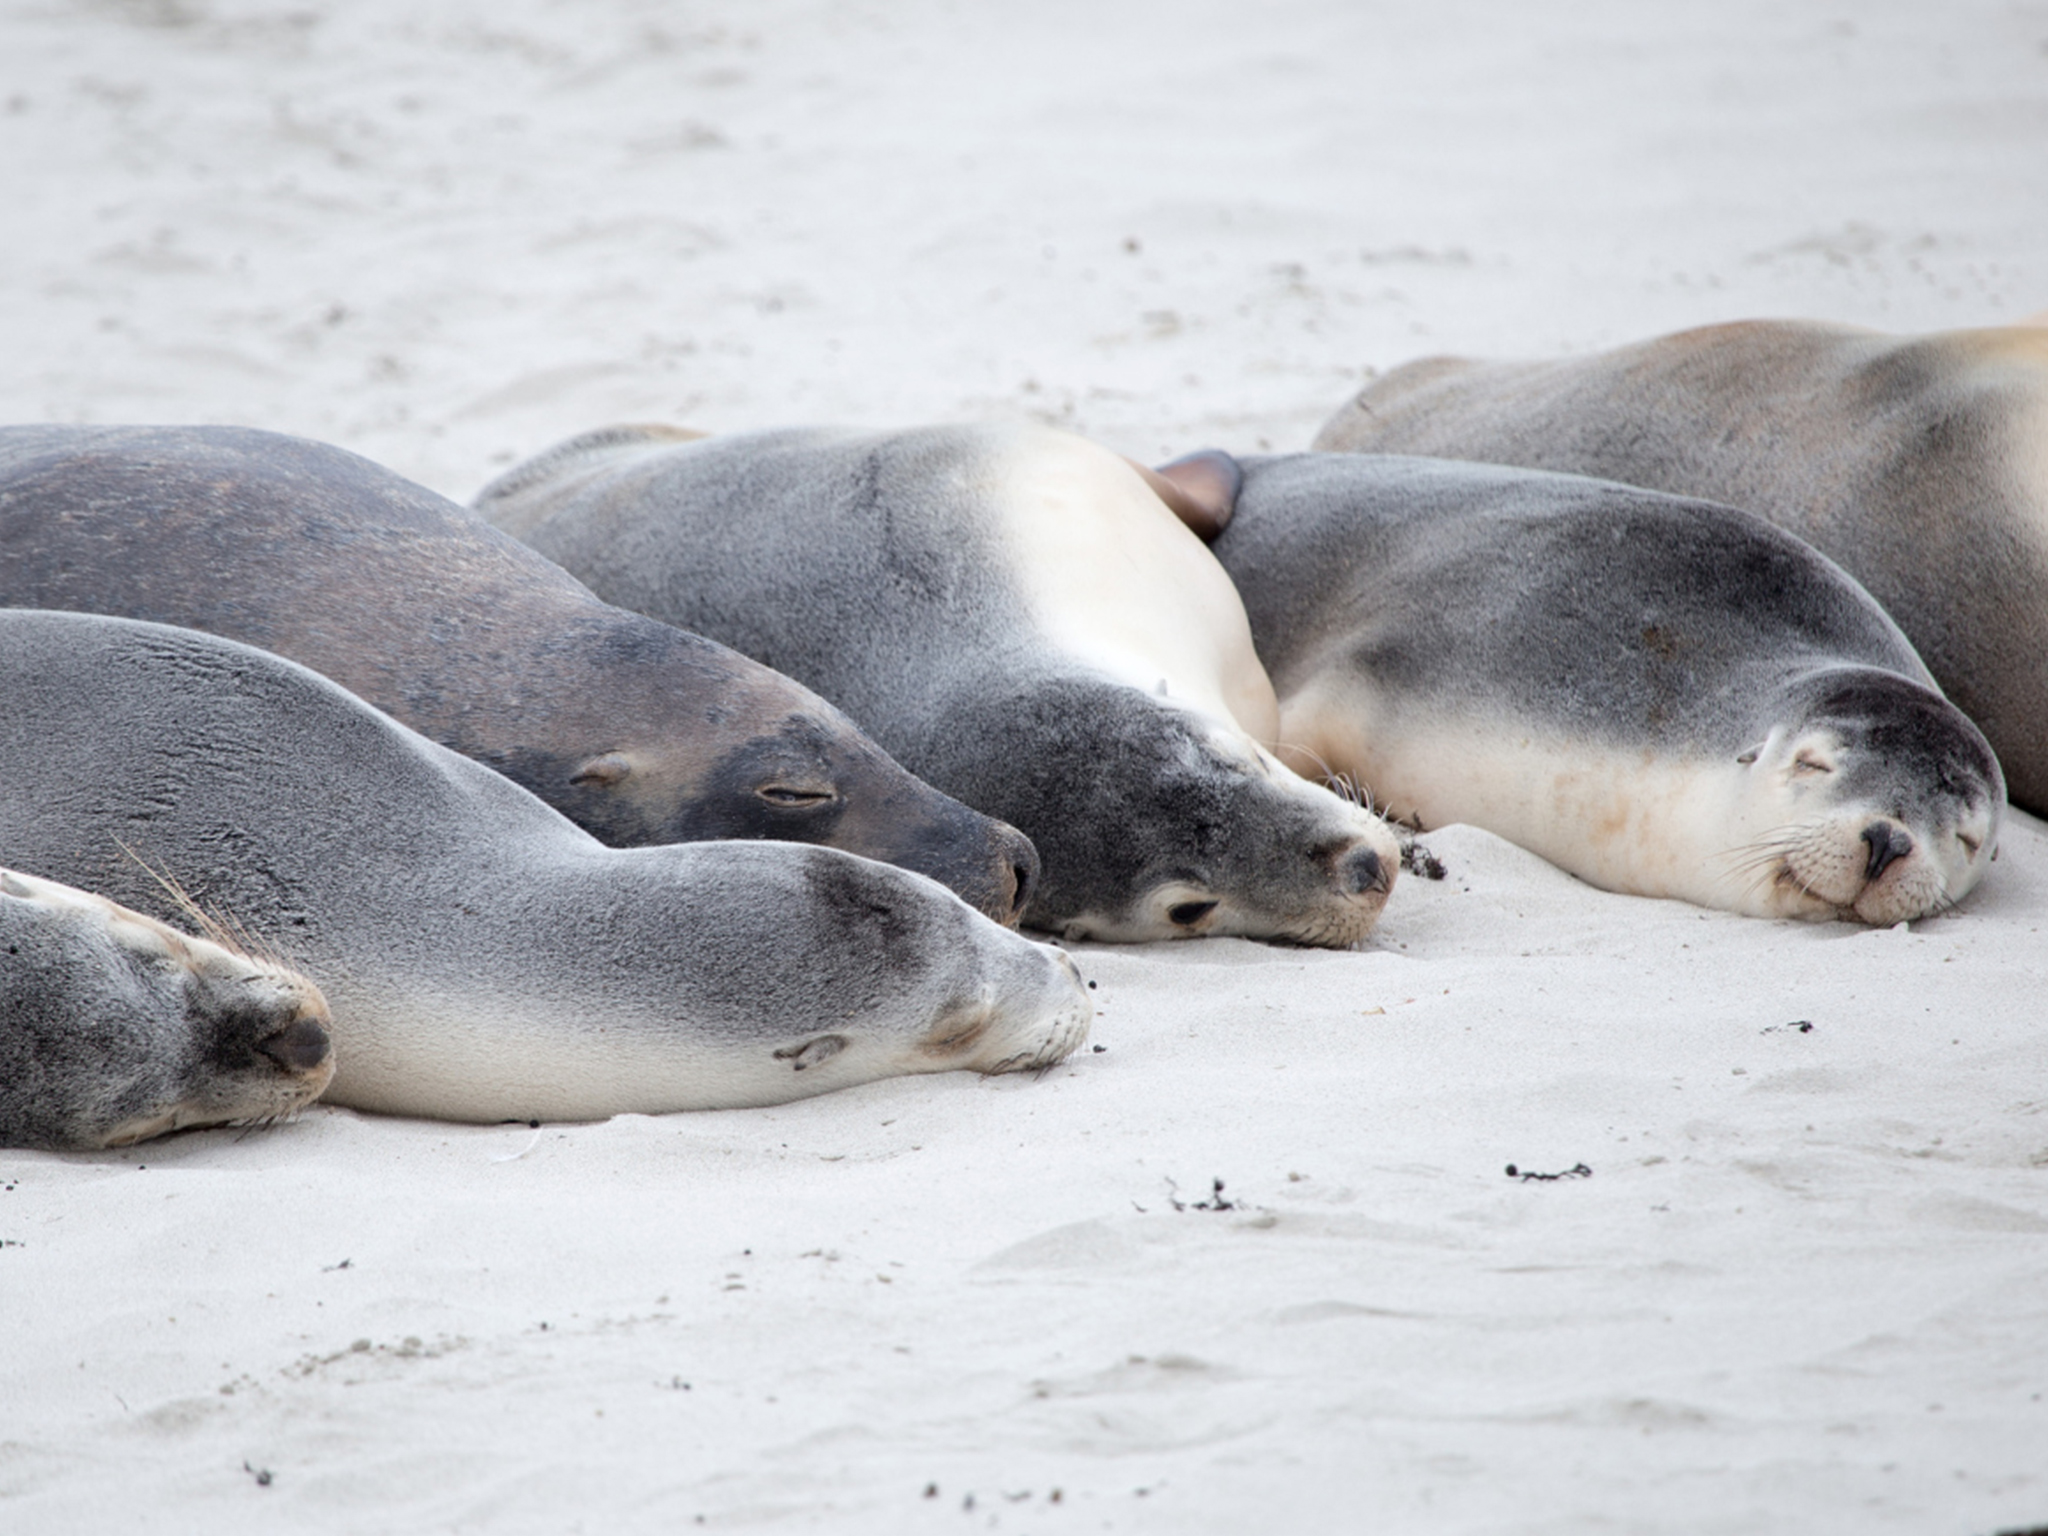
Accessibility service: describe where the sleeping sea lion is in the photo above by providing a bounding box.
[1313,319,2048,814]
[0,424,1036,923]
[476,423,1399,946]
[1,866,333,1150]
[0,609,1091,1122]
[1205,453,2003,924]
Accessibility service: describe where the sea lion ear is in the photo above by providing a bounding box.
[1133,449,1244,542]
[569,752,632,788]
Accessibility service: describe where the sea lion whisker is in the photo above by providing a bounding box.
[1710,843,1796,883]
[1781,863,1828,903]
[1920,887,1963,920]
[114,839,236,950]
[1274,738,1339,781]
[1716,824,1835,879]
[1335,772,1380,814]
[1272,740,1371,809]
[1719,841,1803,877]
[111,839,305,974]
[1712,831,1810,868]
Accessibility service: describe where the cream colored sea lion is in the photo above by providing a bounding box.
[1206,453,2002,924]
[0,425,1036,924]
[0,866,333,1150]
[476,423,1400,946]
[1314,319,2048,814]
[0,609,1091,1122]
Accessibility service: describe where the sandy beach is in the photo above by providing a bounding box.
[3,2,2047,1531]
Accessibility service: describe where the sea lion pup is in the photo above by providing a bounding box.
[1204,453,2003,924]
[0,866,333,1151]
[1313,319,2048,814]
[0,609,1091,1122]
[476,423,1399,946]
[0,425,1036,925]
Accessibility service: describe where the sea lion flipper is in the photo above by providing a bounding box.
[569,752,632,788]
[1131,450,1243,542]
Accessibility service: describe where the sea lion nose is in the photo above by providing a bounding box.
[996,823,1041,925]
[257,1014,333,1075]
[1337,843,1389,897]
[1861,821,1913,882]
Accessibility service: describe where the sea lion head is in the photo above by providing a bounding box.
[507,638,1041,927]
[1724,667,2003,924]
[771,845,1093,1081]
[934,676,1399,947]
[0,868,334,1150]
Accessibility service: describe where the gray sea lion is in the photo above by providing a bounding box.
[0,609,1092,1122]
[1205,453,2003,924]
[1,866,333,1150]
[476,423,1400,946]
[0,425,1036,924]
[1313,319,2048,814]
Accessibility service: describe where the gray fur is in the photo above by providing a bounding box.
[1314,320,2048,813]
[1223,455,1938,745]
[477,424,1396,946]
[1,868,332,1150]
[1211,454,2004,921]
[0,425,1036,924]
[0,609,1091,1122]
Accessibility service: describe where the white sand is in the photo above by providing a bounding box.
[4,1,2047,1531]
